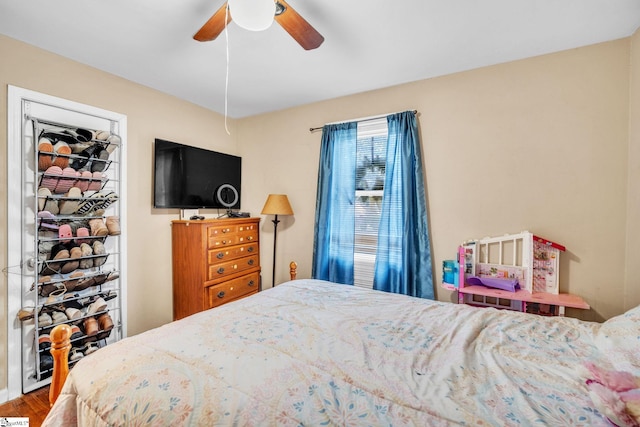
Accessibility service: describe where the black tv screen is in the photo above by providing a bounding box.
[153,139,241,209]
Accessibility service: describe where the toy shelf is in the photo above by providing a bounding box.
[457,285,589,316]
[443,231,590,316]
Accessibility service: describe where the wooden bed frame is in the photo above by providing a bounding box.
[46,261,299,407]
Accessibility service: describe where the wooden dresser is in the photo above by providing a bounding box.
[171,217,261,320]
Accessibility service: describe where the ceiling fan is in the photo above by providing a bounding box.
[193,0,324,50]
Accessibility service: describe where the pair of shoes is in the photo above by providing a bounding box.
[76,226,90,244]
[93,192,118,216]
[97,312,114,331]
[64,128,94,144]
[38,131,76,169]
[52,140,72,169]
[58,223,90,245]
[59,224,73,243]
[101,272,119,288]
[38,312,53,327]
[60,243,82,274]
[78,244,105,271]
[95,130,111,141]
[76,191,117,216]
[70,325,83,340]
[74,275,94,292]
[99,290,118,303]
[49,242,69,267]
[72,143,111,173]
[45,285,67,305]
[17,306,35,321]
[91,147,110,172]
[37,211,59,231]
[87,171,104,192]
[92,241,107,267]
[87,297,108,315]
[84,342,100,355]
[54,167,80,194]
[65,307,83,321]
[74,170,92,192]
[104,134,121,155]
[51,311,67,324]
[40,166,62,192]
[58,187,82,215]
[69,347,84,362]
[38,137,54,171]
[41,242,82,275]
[88,218,108,236]
[39,278,62,297]
[40,243,70,275]
[78,243,94,269]
[105,216,120,235]
[64,271,85,292]
[38,334,51,351]
[62,292,80,304]
[40,354,54,372]
[83,316,99,336]
[37,187,59,214]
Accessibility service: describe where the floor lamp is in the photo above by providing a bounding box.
[261,194,294,288]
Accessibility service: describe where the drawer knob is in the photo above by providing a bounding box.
[248,259,254,266]
[248,280,255,287]
[247,236,253,241]
[217,253,224,259]
[247,246,254,253]
[217,267,225,274]
[217,291,225,298]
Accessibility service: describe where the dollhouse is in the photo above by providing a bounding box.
[443,231,589,316]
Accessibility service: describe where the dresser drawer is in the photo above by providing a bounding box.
[208,254,259,281]
[208,224,237,248]
[238,222,257,233]
[207,272,259,308]
[237,228,258,245]
[208,227,258,248]
[208,242,258,264]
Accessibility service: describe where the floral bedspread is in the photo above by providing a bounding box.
[44,279,620,426]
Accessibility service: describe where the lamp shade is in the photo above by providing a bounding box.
[261,194,294,216]
[228,0,276,32]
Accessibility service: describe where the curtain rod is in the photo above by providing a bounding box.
[309,109,418,132]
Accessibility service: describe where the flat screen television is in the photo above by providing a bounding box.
[153,139,241,209]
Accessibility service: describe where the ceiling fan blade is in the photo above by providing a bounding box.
[274,0,324,50]
[193,2,232,42]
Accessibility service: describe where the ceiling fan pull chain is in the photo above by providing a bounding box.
[224,3,231,136]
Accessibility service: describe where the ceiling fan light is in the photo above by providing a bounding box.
[228,0,276,32]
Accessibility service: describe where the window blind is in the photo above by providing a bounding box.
[354,118,387,289]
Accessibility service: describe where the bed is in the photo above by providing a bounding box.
[43,278,639,426]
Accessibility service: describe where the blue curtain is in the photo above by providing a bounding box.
[373,111,434,299]
[312,122,357,284]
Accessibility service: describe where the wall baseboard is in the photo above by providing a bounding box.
[0,387,10,404]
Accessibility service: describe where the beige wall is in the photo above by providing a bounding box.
[1,30,638,394]
[0,35,238,392]
[241,38,635,320]
[626,30,640,310]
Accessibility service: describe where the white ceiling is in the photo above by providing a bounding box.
[1,0,639,118]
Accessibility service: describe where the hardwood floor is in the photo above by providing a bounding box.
[0,386,50,426]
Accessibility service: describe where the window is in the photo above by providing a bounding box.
[354,119,387,289]
[313,111,433,299]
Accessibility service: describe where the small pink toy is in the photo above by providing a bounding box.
[584,362,640,427]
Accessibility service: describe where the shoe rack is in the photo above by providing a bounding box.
[6,87,128,395]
